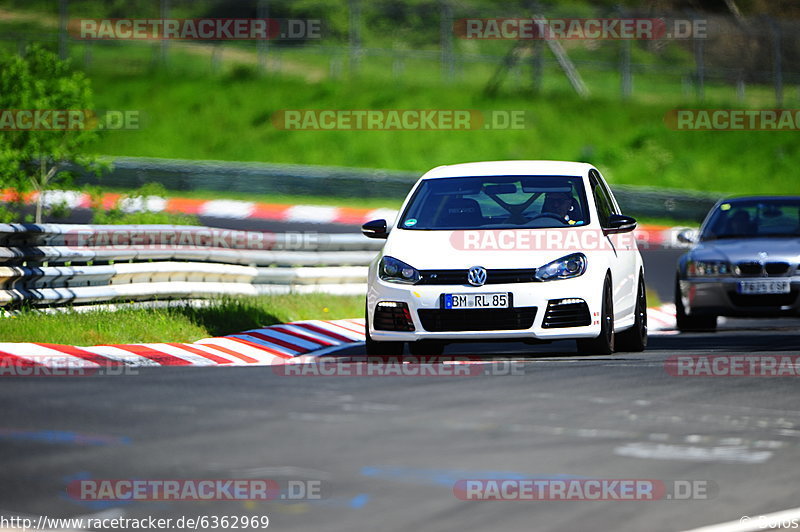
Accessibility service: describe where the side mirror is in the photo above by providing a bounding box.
[361,219,389,239]
[676,228,698,244]
[604,214,637,234]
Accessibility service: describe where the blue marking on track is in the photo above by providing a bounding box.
[0,428,130,446]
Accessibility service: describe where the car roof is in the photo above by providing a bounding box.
[419,160,595,180]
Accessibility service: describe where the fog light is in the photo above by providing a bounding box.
[552,298,585,306]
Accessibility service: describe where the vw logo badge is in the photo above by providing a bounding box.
[467,266,487,287]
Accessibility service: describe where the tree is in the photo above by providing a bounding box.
[0,45,102,223]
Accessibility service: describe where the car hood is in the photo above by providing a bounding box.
[690,237,800,263]
[382,228,588,270]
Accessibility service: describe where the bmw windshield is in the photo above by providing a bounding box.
[700,198,800,240]
[398,175,590,230]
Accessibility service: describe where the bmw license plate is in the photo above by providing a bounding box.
[737,280,791,295]
[443,293,509,309]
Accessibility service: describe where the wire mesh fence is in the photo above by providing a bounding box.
[2,0,800,106]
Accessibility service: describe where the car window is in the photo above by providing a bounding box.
[589,172,614,227]
[701,199,800,239]
[592,170,620,215]
[399,175,590,230]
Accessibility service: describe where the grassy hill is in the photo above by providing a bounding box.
[1,2,798,198]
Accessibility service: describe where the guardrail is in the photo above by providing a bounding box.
[0,224,379,307]
[0,222,691,308]
[68,157,722,222]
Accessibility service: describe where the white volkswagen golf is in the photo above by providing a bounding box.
[362,161,647,356]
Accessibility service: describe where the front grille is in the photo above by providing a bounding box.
[765,262,791,275]
[418,307,537,332]
[736,262,762,276]
[542,300,591,328]
[417,268,537,285]
[373,302,415,331]
[728,290,799,308]
[736,262,792,277]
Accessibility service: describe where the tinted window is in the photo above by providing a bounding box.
[589,173,614,227]
[701,199,800,240]
[399,175,590,230]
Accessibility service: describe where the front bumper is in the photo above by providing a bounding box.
[367,275,604,342]
[679,277,800,317]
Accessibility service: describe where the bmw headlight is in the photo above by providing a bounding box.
[379,256,420,284]
[535,253,587,281]
[687,260,731,277]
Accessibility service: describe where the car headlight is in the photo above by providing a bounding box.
[379,256,420,284]
[687,260,731,277]
[535,253,587,281]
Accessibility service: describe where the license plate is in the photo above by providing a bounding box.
[443,293,509,309]
[737,280,791,295]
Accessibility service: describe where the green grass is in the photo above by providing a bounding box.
[3,12,799,205]
[77,52,799,199]
[646,289,662,308]
[0,294,364,344]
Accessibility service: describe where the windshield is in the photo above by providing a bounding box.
[398,175,590,230]
[700,198,800,240]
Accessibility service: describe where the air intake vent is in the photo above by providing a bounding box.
[418,307,537,332]
[373,302,415,331]
[542,299,591,328]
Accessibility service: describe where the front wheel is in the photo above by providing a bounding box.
[616,275,648,352]
[675,278,717,332]
[365,304,405,356]
[576,277,615,355]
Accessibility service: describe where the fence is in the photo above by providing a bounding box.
[0,221,690,308]
[5,1,800,105]
[70,156,721,222]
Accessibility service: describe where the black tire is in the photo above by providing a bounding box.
[576,277,615,355]
[674,278,717,332]
[408,341,446,357]
[617,274,648,352]
[365,303,405,356]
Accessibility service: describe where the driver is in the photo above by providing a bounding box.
[541,192,578,224]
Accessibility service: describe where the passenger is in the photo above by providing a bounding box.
[542,192,579,224]
[726,210,753,236]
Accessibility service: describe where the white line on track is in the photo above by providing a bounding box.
[682,506,800,531]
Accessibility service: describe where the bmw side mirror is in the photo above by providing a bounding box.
[676,228,698,244]
[604,214,637,234]
[362,219,389,239]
